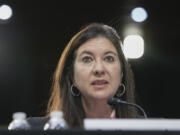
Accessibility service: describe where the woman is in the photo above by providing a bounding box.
[46,23,139,128]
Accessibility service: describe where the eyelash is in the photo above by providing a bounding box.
[82,56,93,63]
[104,56,115,62]
[82,56,115,63]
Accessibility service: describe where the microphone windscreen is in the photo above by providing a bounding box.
[107,97,117,105]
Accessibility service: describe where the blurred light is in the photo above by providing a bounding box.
[123,35,144,59]
[131,7,147,22]
[123,25,142,37]
[0,4,13,20]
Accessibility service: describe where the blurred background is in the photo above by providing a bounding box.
[0,0,180,125]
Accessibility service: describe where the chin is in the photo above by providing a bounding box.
[91,93,113,101]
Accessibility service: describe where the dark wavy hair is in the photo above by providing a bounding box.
[46,23,138,128]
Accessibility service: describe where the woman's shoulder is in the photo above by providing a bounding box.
[27,116,49,129]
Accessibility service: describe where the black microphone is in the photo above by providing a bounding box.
[107,97,147,118]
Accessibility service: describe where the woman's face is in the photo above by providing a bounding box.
[73,37,123,101]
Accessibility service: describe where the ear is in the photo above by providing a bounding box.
[70,74,77,87]
[121,72,123,79]
[119,72,123,85]
[68,71,74,84]
[70,74,74,84]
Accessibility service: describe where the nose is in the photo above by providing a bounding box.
[93,60,105,76]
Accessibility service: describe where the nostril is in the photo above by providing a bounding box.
[94,70,105,76]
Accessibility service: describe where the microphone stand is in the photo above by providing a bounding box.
[107,97,148,119]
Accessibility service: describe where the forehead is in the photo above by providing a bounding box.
[76,37,118,55]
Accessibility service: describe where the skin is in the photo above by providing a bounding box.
[73,37,123,118]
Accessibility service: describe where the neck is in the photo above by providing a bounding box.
[81,97,113,118]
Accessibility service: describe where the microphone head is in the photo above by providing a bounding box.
[107,97,117,105]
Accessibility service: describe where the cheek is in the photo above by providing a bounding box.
[111,65,122,85]
[113,72,122,84]
[73,64,90,86]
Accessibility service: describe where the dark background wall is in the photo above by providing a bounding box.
[0,0,180,125]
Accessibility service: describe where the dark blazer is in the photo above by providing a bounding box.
[27,117,49,130]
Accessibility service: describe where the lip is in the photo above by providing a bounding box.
[91,79,109,89]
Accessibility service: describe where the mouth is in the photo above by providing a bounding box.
[91,80,109,88]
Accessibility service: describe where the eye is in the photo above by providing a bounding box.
[104,56,115,63]
[82,56,93,63]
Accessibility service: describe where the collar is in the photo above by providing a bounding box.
[110,109,116,119]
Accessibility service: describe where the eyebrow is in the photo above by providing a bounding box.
[104,51,118,56]
[79,51,93,57]
[79,50,117,57]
